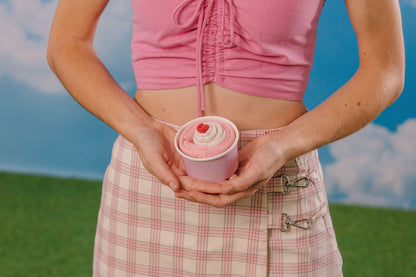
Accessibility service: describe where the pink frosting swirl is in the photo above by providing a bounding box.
[178,119,236,159]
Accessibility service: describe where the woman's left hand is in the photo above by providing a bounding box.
[175,134,286,208]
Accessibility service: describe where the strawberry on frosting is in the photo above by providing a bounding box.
[178,119,236,159]
[197,123,210,133]
[193,122,227,148]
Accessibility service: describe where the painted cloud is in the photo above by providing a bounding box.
[0,0,132,94]
[325,119,416,209]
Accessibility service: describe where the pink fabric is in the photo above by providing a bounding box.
[131,0,326,116]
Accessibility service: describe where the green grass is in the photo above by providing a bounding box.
[330,204,416,276]
[0,172,102,277]
[0,172,415,276]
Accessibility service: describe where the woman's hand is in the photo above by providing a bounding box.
[134,121,226,195]
[175,134,286,208]
[133,121,188,192]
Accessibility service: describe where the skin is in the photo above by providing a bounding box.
[47,0,405,208]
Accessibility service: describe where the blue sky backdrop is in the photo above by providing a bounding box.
[1,0,415,210]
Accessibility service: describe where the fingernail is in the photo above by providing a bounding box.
[223,185,233,194]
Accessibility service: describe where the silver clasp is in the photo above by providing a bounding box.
[280,213,311,232]
[282,175,310,195]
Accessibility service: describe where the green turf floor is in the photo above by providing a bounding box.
[0,172,415,276]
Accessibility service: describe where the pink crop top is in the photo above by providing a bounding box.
[131,0,326,116]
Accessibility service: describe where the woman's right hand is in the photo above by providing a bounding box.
[133,119,225,195]
[133,120,187,192]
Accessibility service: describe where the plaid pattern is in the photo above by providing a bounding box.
[93,123,343,276]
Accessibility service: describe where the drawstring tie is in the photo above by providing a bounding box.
[173,0,235,117]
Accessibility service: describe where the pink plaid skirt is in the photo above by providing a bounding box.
[93,121,343,276]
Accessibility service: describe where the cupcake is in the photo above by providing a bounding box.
[175,116,239,183]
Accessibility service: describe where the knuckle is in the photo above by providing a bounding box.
[257,169,268,181]
[215,203,227,208]
[243,183,252,191]
[213,200,227,208]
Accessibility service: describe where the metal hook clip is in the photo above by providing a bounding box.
[280,213,312,232]
[282,175,311,195]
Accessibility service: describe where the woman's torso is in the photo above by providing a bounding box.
[132,0,326,129]
[134,83,307,130]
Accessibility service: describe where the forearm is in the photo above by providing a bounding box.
[274,65,404,161]
[273,0,405,162]
[47,39,155,144]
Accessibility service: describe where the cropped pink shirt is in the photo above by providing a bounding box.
[131,0,326,116]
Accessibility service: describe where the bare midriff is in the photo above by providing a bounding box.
[134,82,307,131]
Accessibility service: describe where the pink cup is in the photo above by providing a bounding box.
[174,116,239,183]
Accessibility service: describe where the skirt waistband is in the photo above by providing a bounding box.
[151,116,285,133]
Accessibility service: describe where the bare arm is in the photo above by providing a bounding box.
[47,0,185,190]
[274,0,405,161]
[176,0,405,207]
[47,0,153,141]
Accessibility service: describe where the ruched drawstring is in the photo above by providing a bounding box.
[173,0,235,117]
[221,0,235,48]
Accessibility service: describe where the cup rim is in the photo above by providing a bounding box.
[174,116,240,162]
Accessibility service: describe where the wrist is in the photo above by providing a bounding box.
[269,127,309,162]
[120,113,156,146]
